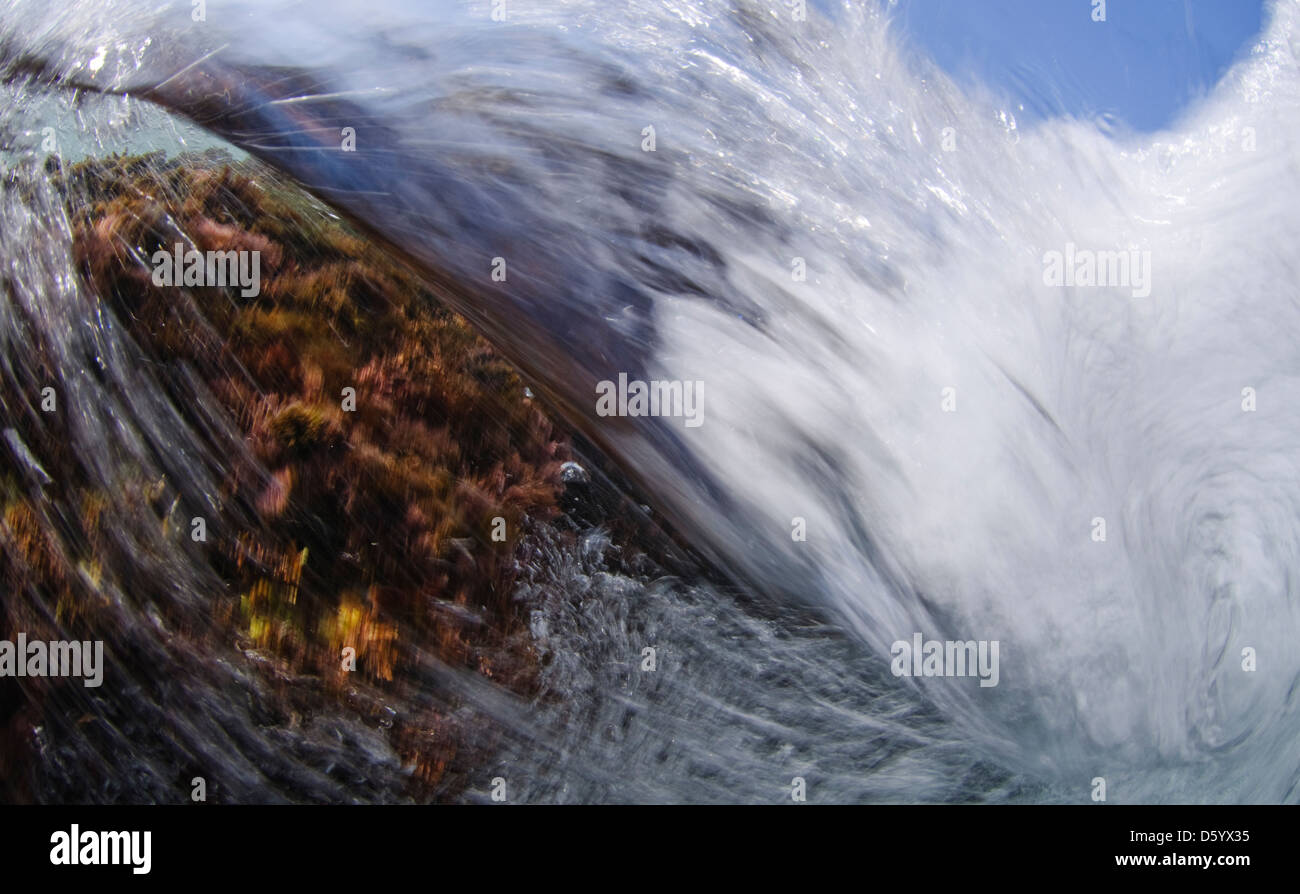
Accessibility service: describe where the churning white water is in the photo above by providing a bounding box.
[2,0,1298,802]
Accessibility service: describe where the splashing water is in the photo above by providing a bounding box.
[2,0,1298,802]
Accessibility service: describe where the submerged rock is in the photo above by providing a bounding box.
[2,151,577,801]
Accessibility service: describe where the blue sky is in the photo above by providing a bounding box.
[888,0,1266,132]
